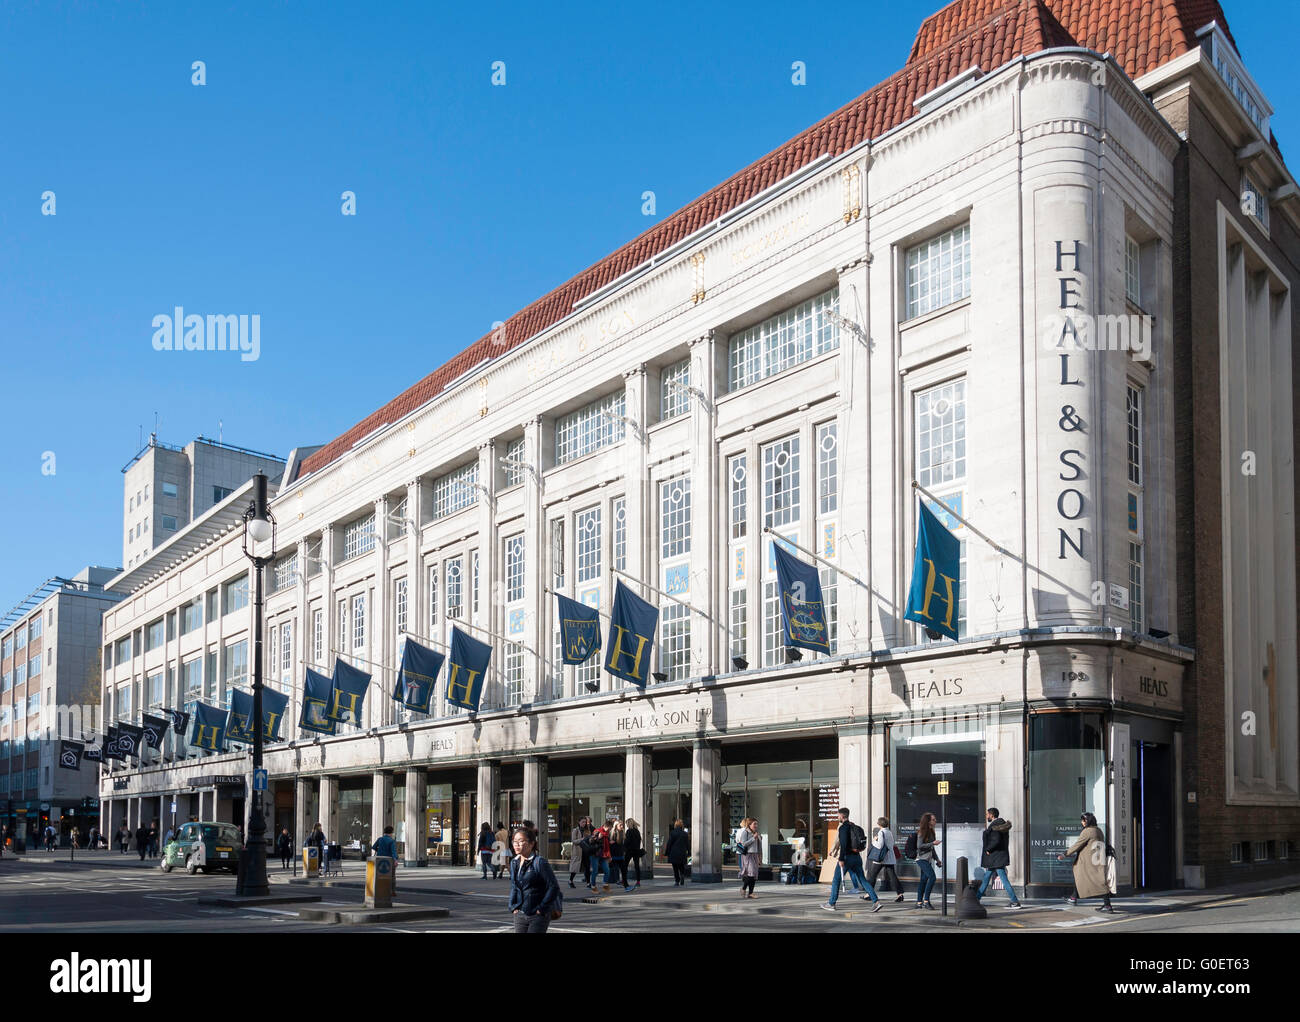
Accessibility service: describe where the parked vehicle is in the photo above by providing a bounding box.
[161,822,242,874]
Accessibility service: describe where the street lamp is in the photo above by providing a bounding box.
[236,472,275,897]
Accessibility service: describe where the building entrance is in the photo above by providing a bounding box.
[1132,740,1174,890]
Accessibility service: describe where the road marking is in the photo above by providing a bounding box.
[1007,920,1025,928]
[241,907,300,915]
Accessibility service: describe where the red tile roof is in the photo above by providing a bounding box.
[299,0,1234,479]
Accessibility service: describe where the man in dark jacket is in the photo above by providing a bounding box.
[820,808,879,912]
[975,807,1022,908]
[136,823,151,860]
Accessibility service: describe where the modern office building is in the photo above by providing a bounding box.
[98,0,1297,891]
[1,569,124,846]
[121,435,285,572]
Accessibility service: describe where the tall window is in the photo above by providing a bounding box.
[503,437,527,488]
[395,577,408,636]
[472,552,480,617]
[1125,235,1142,305]
[446,558,464,620]
[352,593,367,653]
[428,564,439,633]
[660,359,691,420]
[551,520,565,590]
[612,497,627,573]
[313,609,323,664]
[280,621,293,686]
[181,598,202,635]
[504,643,524,708]
[1127,383,1145,632]
[273,553,299,591]
[147,672,164,707]
[222,639,248,691]
[729,287,840,390]
[555,392,626,465]
[915,378,968,637]
[728,454,749,666]
[576,508,601,583]
[183,657,202,699]
[342,515,376,561]
[337,600,347,657]
[659,476,692,681]
[905,223,971,319]
[146,618,165,651]
[816,422,839,654]
[762,435,800,666]
[505,537,525,602]
[433,463,479,520]
[223,574,249,616]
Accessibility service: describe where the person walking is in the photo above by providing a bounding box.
[624,819,644,890]
[976,807,1022,909]
[665,819,689,886]
[737,817,762,899]
[914,812,942,910]
[1058,812,1113,912]
[477,822,496,879]
[136,822,150,860]
[491,822,510,879]
[147,824,159,858]
[69,827,80,851]
[305,821,326,869]
[608,820,629,890]
[87,826,98,851]
[587,819,610,891]
[567,817,588,888]
[117,824,129,853]
[275,827,293,870]
[865,817,906,903]
[507,824,561,933]
[44,824,56,851]
[820,807,880,913]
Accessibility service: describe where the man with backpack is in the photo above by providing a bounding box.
[820,807,880,913]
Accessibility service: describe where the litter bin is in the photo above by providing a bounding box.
[302,846,320,878]
[366,855,395,908]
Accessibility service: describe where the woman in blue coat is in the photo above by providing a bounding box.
[508,825,561,933]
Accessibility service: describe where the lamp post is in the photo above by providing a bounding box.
[236,472,275,897]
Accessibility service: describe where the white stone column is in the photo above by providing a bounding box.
[838,726,871,836]
[372,495,390,729]
[689,740,722,883]
[523,756,548,851]
[295,777,311,848]
[624,746,653,876]
[294,538,309,729]
[319,774,338,848]
[688,331,719,674]
[406,478,424,654]
[476,760,500,847]
[371,770,393,849]
[623,366,650,598]
[476,440,501,704]
[321,524,336,673]
[836,257,872,653]
[403,768,426,866]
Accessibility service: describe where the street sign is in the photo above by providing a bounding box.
[937,781,950,795]
[253,768,268,792]
[169,801,177,813]
[931,762,954,775]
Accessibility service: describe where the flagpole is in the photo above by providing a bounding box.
[759,526,870,591]
[610,568,746,666]
[453,619,558,677]
[910,481,1017,558]
[543,586,613,623]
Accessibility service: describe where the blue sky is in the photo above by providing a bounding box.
[0,0,1294,617]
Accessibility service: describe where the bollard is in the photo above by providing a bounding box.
[302,846,320,879]
[956,856,988,919]
[366,855,395,908]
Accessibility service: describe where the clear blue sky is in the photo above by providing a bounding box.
[0,0,1294,617]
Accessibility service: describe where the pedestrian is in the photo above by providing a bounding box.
[44,824,56,851]
[608,820,629,890]
[820,807,880,913]
[866,817,906,903]
[665,818,689,886]
[305,821,326,868]
[88,826,98,851]
[117,824,129,854]
[136,822,150,860]
[624,818,644,890]
[567,816,588,888]
[913,812,942,910]
[1058,812,1114,912]
[491,822,510,879]
[587,818,610,891]
[70,827,80,850]
[976,807,1023,909]
[737,817,762,899]
[276,827,293,870]
[507,824,561,933]
[371,825,398,893]
[147,824,159,858]
[478,822,496,879]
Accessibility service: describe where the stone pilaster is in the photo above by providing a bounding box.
[690,740,723,882]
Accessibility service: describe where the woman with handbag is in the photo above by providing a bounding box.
[867,817,905,902]
[508,824,562,933]
[914,813,942,910]
[737,817,761,899]
[624,819,644,890]
[1058,812,1114,912]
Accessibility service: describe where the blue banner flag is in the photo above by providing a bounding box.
[262,688,290,741]
[225,689,256,745]
[446,627,491,712]
[904,501,961,641]
[557,593,601,665]
[327,659,371,725]
[141,712,170,750]
[395,638,444,714]
[772,543,831,653]
[189,702,227,752]
[299,669,337,735]
[605,581,658,688]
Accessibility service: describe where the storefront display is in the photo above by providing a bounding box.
[890,716,986,877]
[1029,712,1107,884]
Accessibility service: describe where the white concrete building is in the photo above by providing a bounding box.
[98,0,1299,891]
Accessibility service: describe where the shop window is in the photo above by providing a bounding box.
[890,718,986,875]
[1028,713,1107,883]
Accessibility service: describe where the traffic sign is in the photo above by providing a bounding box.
[169,801,177,813]
[937,781,950,795]
[931,762,954,775]
[253,768,268,792]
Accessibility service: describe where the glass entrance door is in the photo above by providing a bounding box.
[456,792,475,866]
[496,789,523,832]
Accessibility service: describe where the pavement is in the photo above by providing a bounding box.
[5,847,1299,931]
